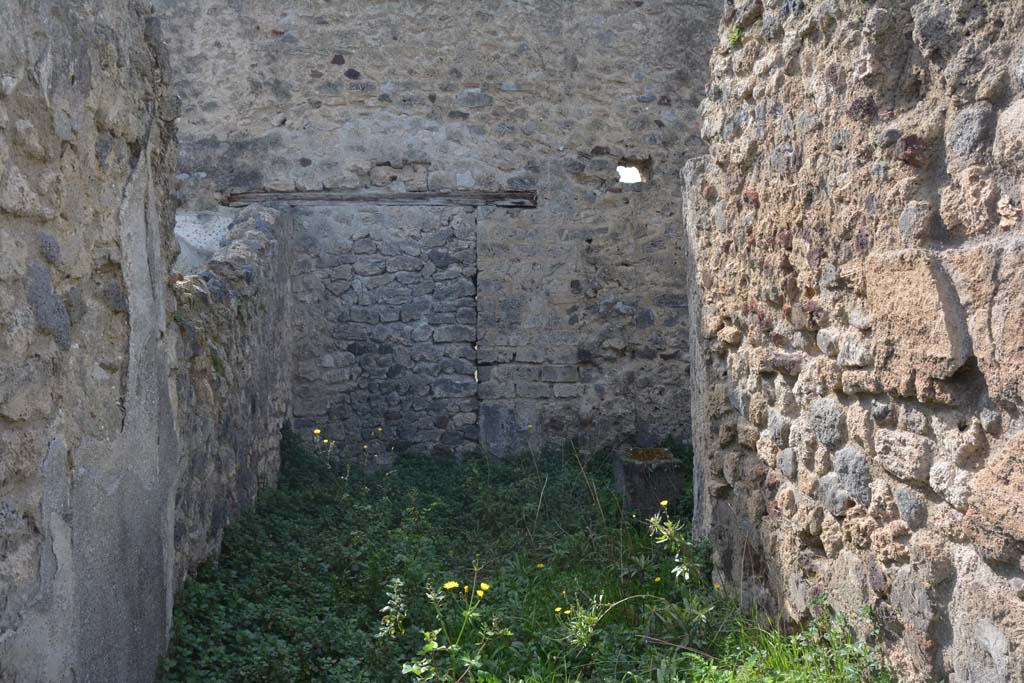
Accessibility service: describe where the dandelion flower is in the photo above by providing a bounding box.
[443,581,460,590]
[476,589,484,598]
[561,590,566,597]
[480,582,490,591]
[564,610,572,616]
[377,426,383,432]
[323,439,329,444]
[554,607,562,613]
[654,577,662,583]
[313,428,321,435]
[463,585,469,593]
[363,444,368,450]
[714,583,722,590]
[535,563,545,569]
[659,500,668,507]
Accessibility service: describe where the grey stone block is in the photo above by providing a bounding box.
[832,445,871,506]
[778,447,797,480]
[516,382,552,399]
[809,397,846,450]
[818,473,853,517]
[432,378,477,398]
[614,449,687,519]
[25,261,71,349]
[433,325,475,343]
[894,486,926,529]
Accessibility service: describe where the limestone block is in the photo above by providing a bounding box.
[874,429,934,484]
[968,435,1024,545]
[836,332,871,368]
[865,250,970,384]
[928,460,971,511]
[944,240,1024,404]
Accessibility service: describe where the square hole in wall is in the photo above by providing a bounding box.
[616,157,651,184]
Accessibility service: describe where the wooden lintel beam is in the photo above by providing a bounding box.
[224,190,538,209]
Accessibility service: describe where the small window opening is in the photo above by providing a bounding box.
[616,157,651,184]
[617,165,643,184]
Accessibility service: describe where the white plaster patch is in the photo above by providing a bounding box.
[173,210,236,274]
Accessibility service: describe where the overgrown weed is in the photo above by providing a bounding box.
[160,428,893,683]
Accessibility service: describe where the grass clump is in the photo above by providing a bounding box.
[727,26,744,49]
[160,428,893,683]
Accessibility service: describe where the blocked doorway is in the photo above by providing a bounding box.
[289,204,480,460]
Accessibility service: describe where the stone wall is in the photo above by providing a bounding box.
[171,204,294,584]
[155,0,719,455]
[0,5,296,679]
[0,2,180,679]
[291,205,477,459]
[685,1,1024,680]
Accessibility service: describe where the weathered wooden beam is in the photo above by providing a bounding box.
[224,190,538,209]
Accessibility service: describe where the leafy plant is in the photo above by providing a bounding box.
[160,428,894,683]
[727,25,744,49]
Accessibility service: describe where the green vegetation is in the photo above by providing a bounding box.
[727,26,744,49]
[160,429,893,683]
[209,351,225,377]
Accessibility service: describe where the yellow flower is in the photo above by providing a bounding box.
[362,444,368,449]
[554,607,562,613]
[323,439,329,444]
[714,583,722,590]
[443,581,460,590]
[535,563,545,569]
[561,590,567,597]
[654,577,662,583]
[463,585,469,593]
[563,610,572,616]
[659,500,668,508]
[480,582,491,591]
[527,424,534,430]
[313,428,321,435]
[377,426,383,432]
[476,589,484,598]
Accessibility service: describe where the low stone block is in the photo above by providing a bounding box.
[614,448,687,519]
